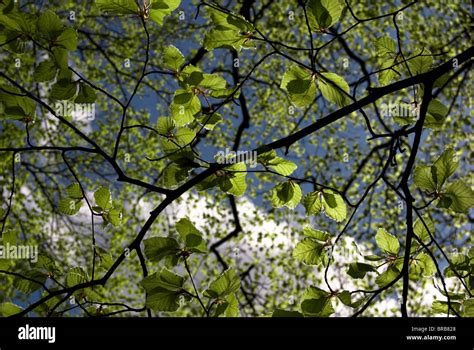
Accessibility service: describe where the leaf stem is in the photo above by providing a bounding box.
[184,257,209,316]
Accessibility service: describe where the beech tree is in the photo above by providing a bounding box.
[0,0,472,318]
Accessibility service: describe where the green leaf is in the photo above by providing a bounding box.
[375,228,400,255]
[56,27,77,51]
[94,187,112,210]
[303,226,330,241]
[349,296,368,309]
[65,183,83,199]
[52,47,69,71]
[414,148,460,195]
[175,218,206,252]
[375,36,396,57]
[35,254,62,275]
[209,87,238,99]
[432,300,461,315]
[203,7,254,52]
[149,0,181,26]
[300,286,334,317]
[199,73,227,91]
[280,64,316,108]
[318,72,350,107]
[2,229,17,245]
[75,83,97,104]
[156,117,176,135]
[65,267,87,287]
[364,254,384,261]
[8,11,37,34]
[0,259,9,270]
[393,115,417,126]
[446,253,470,276]
[39,288,64,315]
[96,0,138,15]
[178,64,204,87]
[464,298,474,317]
[50,79,77,100]
[144,237,180,263]
[438,180,474,213]
[257,150,297,176]
[213,293,240,317]
[0,302,23,316]
[306,0,343,31]
[0,85,23,106]
[37,10,63,40]
[267,157,297,176]
[413,165,436,192]
[33,60,58,82]
[58,198,82,215]
[167,148,195,164]
[293,238,324,265]
[256,149,277,163]
[271,181,302,209]
[218,162,247,197]
[407,50,433,75]
[163,45,185,72]
[375,267,399,287]
[170,89,201,126]
[321,189,347,222]
[197,113,223,130]
[0,84,36,120]
[104,207,123,227]
[224,293,240,317]
[0,14,21,32]
[431,148,458,190]
[95,247,113,271]
[468,247,474,259]
[161,163,191,188]
[146,287,182,312]
[0,0,15,13]
[413,216,435,243]
[378,58,398,86]
[13,270,47,294]
[206,6,252,32]
[204,29,253,52]
[302,191,322,216]
[204,267,241,299]
[425,99,448,129]
[174,127,196,146]
[347,262,376,279]
[337,291,352,306]
[417,253,436,276]
[435,289,465,301]
[272,309,303,317]
[141,268,185,292]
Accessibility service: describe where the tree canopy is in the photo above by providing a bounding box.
[0,0,472,318]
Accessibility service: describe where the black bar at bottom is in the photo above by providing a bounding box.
[0,317,472,347]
